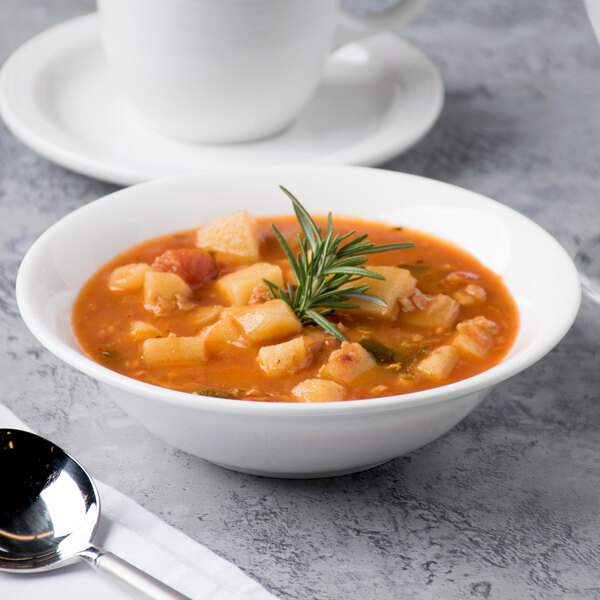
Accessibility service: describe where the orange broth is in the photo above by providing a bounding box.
[72,216,519,401]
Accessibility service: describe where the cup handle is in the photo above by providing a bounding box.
[333,0,425,49]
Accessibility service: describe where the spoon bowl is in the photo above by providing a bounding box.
[0,428,98,572]
[0,428,188,599]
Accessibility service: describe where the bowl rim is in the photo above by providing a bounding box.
[16,165,581,417]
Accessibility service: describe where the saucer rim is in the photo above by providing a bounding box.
[0,13,444,185]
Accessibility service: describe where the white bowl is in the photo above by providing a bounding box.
[16,166,580,477]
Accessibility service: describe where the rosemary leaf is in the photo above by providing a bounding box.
[306,309,346,341]
[342,292,387,307]
[265,186,415,340]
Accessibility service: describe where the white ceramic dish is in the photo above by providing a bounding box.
[16,166,580,478]
[0,14,443,186]
[586,0,600,42]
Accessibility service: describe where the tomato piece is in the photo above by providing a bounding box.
[152,248,218,288]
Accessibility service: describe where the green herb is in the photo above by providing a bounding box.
[393,345,431,372]
[359,338,398,363]
[97,349,122,366]
[398,263,429,276]
[196,389,235,399]
[264,187,415,342]
[359,337,431,371]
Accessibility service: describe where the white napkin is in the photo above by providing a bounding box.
[0,404,279,600]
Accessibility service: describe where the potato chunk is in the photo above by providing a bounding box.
[401,293,460,330]
[216,262,283,305]
[257,336,313,376]
[142,333,205,365]
[130,321,163,341]
[351,266,416,319]
[199,315,246,354]
[414,345,459,380]
[109,263,151,291]
[452,316,500,358]
[190,305,224,328]
[291,379,346,403]
[143,270,192,315]
[227,299,302,345]
[319,342,376,384]
[196,210,259,261]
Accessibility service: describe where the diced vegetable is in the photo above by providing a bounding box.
[190,305,224,328]
[452,316,499,358]
[257,336,313,376]
[319,342,376,384]
[130,321,163,341]
[291,379,346,403]
[216,262,283,305]
[143,270,192,315]
[142,333,206,365]
[352,266,417,319]
[414,345,459,380]
[453,284,487,306]
[152,248,217,288]
[108,263,151,291]
[401,294,460,330]
[227,299,302,345]
[196,210,259,261]
[199,315,246,354]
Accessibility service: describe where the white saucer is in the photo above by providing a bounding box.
[0,14,444,186]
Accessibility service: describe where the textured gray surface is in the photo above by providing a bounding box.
[1,1,599,599]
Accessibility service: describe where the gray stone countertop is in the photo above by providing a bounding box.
[1,0,599,598]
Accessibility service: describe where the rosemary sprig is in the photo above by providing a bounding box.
[264,186,415,342]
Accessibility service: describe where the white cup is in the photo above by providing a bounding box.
[97,0,425,144]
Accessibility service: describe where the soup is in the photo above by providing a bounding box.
[72,207,518,402]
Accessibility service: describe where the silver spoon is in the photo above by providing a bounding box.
[0,428,190,599]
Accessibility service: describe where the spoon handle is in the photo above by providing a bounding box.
[81,546,191,600]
